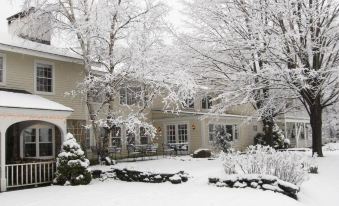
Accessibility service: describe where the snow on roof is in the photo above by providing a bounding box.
[0,90,73,112]
[0,32,82,63]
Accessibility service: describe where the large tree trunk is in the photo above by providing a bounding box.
[309,99,323,157]
[262,117,274,146]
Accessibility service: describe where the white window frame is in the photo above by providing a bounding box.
[165,122,190,144]
[0,53,6,85]
[20,124,55,159]
[119,87,142,105]
[109,126,122,148]
[34,60,55,95]
[201,96,212,110]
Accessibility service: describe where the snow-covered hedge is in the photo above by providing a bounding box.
[209,174,299,199]
[54,133,92,185]
[222,145,312,185]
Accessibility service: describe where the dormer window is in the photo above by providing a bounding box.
[184,98,194,109]
[0,54,5,84]
[35,61,54,94]
[202,96,212,109]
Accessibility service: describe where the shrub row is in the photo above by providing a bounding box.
[208,174,299,199]
[91,168,189,184]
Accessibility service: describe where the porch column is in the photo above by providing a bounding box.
[0,125,7,192]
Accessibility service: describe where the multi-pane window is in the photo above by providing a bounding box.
[166,124,188,144]
[36,63,53,93]
[23,126,54,158]
[0,55,4,83]
[202,96,212,109]
[140,127,149,145]
[166,125,176,143]
[39,128,53,156]
[184,98,194,109]
[126,130,136,145]
[67,120,89,149]
[208,124,238,142]
[111,126,122,147]
[23,128,37,157]
[120,87,142,105]
[178,124,188,143]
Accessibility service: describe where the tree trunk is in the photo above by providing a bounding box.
[262,117,274,146]
[309,101,323,157]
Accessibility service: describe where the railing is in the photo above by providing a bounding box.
[5,161,56,188]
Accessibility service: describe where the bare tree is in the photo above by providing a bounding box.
[20,0,195,155]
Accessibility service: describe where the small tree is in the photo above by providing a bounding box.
[54,133,92,186]
[212,129,233,153]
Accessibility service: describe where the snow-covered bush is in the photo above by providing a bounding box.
[221,145,310,185]
[211,129,233,153]
[54,133,92,185]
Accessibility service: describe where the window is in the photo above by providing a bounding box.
[36,62,53,93]
[111,126,122,147]
[120,87,142,105]
[166,124,188,144]
[23,128,37,157]
[67,120,90,149]
[0,54,5,84]
[126,130,136,145]
[208,124,238,142]
[184,98,194,109]
[178,124,188,143]
[139,127,150,145]
[202,96,212,109]
[166,125,176,143]
[22,125,54,158]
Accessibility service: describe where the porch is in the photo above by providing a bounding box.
[0,90,73,191]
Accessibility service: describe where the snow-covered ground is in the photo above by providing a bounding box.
[0,151,338,206]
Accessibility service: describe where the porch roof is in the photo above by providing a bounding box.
[0,90,73,112]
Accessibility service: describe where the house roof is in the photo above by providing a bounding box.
[0,90,73,112]
[0,32,83,63]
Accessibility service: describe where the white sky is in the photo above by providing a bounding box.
[0,0,186,36]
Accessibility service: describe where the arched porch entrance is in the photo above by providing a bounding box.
[0,93,73,192]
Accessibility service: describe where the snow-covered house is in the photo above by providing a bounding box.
[0,11,88,192]
[0,9,312,192]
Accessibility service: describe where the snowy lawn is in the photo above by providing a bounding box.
[0,152,339,206]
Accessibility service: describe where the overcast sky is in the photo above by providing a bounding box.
[0,0,185,34]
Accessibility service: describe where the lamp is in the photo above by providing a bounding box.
[157,126,162,133]
[192,123,196,130]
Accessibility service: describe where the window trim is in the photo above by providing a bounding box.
[164,122,190,145]
[34,60,55,95]
[20,124,55,159]
[119,86,142,106]
[0,53,6,85]
[201,96,212,110]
